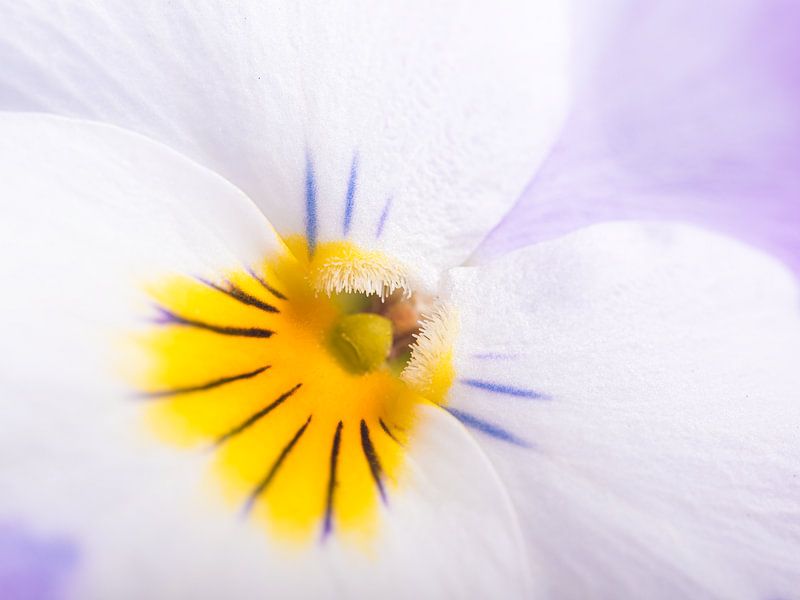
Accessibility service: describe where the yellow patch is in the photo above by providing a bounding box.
[307,238,410,298]
[133,236,451,544]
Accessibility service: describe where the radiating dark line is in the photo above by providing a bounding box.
[158,308,274,338]
[446,407,531,448]
[248,269,288,301]
[305,154,318,255]
[200,278,279,314]
[243,415,313,515]
[322,421,344,539]
[141,365,270,399]
[460,378,548,399]
[375,196,393,239]
[379,418,402,445]
[214,383,303,446]
[343,153,358,235]
[360,420,387,503]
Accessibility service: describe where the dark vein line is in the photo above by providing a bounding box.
[200,279,279,314]
[376,196,393,239]
[305,154,318,255]
[460,378,547,399]
[360,420,386,503]
[446,407,531,448]
[343,153,358,235]
[379,418,402,445]
[158,308,274,338]
[141,365,271,399]
[322,421,344,540]
[214,383,303,446]
[243,415,313,514]
[248,269,288,301]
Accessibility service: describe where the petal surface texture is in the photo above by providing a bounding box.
[0,1,570,288]
[476,0,800,277]
[0,114,532,598]
[444,222,800,598]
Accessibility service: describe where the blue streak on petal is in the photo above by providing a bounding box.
[343,153,358,236]
[460,378,548,399]
[375,196,393,239]
[446,407,531,447]
[471,352,520,360]
[305,154,318,256]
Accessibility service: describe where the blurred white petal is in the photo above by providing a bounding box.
[445,222,800,598]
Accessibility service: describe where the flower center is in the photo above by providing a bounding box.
[329,313,393,374]
[133,235,454,544]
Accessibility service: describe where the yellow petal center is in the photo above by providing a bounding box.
[131,235,454,545]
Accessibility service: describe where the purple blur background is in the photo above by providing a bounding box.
[476,0,800,277]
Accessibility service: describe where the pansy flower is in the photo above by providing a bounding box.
[1,1,799,599]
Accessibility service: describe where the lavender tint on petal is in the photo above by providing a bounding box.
[151,305,176,325]
[470,352,520,360]
[474,0,800,277]
[0,522,79,600]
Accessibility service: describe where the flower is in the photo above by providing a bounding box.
[0,2,799,599]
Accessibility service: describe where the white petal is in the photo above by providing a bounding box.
[0,2,570,285]
[0,113,532,598]
[441,222,800,598]
[55,405,533,599]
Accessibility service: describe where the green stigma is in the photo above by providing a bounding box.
[329,313,393,374]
